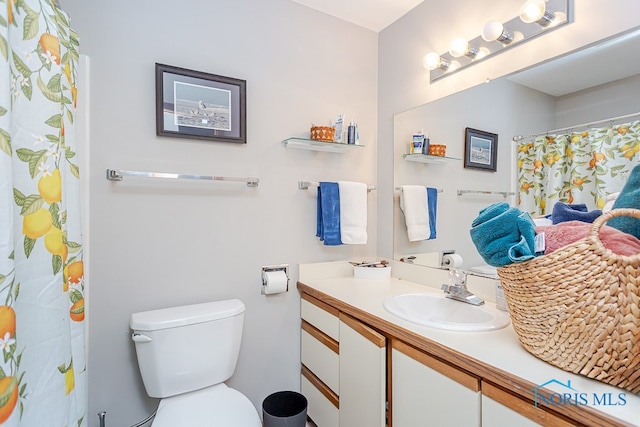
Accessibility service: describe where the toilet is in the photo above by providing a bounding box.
[130,299,261,426]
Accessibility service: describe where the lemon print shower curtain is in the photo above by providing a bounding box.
[518,121,640,216]
[1,0,85,425]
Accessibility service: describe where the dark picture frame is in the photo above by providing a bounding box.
[156,63,246,143]
[464,127,498,171]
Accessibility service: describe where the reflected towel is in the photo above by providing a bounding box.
[400,185,429,241]
[551,202,601,224]
[316,182,342,245]
[426,187,438,239]
[338,181,368,244]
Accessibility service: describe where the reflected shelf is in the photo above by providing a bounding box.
[403,153,461,164]
[283,137,365,153]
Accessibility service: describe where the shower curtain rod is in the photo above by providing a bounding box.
[512,110,640,142]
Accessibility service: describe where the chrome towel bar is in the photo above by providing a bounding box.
[395,187,443,193]
[298,180,375,192]
[457,189,514,198]
[106,169,259,187]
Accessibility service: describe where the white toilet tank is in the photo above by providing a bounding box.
[130,299,245,399]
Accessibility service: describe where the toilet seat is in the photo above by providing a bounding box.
[152,384,261,427]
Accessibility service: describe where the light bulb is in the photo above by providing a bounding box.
[550,11,567,26]
[449,37,470,58]
[481,20,513,44]
[423,52,449,71]
[423,52,441,70]
[519,0,555,26]
[519,0,545,23]
[476,47,491,60]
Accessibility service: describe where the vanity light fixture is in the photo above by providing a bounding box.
[423,52,451,71]
[424,0,572,83]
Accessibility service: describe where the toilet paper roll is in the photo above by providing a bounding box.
[262,270,288,295]
[442,253,463,268]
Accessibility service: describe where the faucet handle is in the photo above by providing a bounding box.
[448,269,467,286]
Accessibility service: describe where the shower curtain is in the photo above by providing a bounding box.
[1,0,85,425]
[517,120,640,217]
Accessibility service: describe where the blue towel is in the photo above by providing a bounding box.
[608,164,640,239]
[470,202,538,267]
[316,182,342,246]
[427,187,438,239]
[551,202,601,224]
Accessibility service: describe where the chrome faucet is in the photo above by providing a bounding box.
[441,269,484,306]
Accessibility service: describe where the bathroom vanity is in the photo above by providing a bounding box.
[298,260,639,427]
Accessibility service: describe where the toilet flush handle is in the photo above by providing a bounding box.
[131,333,152,343]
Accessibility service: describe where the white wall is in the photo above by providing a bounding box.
[378,0,640,258]
[61,1,378,425]
[556,74,640,128]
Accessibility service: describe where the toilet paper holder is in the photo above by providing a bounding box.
[261,264,289,294]
[440,250,456,268]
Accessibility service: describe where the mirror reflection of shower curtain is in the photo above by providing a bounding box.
[517,121,640,217]
[0,1,86,425]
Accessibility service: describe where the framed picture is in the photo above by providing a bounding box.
[464,127,498,171]
[156,63,246,143]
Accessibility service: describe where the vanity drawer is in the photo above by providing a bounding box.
[301,321,340,395]
[302,367,339,427]
[301,294,340,341]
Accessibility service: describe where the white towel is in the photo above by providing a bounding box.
[603,192,620,213]
[400,185,430,241]
[338,181,368,244]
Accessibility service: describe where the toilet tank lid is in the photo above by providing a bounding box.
[130,299,245,331]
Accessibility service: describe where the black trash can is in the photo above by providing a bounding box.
[262,391,307,427]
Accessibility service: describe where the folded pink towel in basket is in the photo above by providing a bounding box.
[536,220,640,256]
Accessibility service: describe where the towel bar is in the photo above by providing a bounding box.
[457,189,514,198]
[395,187,443,193]
[106,169,259,187]
[299,181,375,192]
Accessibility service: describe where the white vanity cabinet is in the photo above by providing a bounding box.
[300,294,387,427]
[301,294,340,427]
[391,339,481,427]
[481,382,577,427]
[339,313,386,427]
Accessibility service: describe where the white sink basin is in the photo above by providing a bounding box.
[383,293,510,332]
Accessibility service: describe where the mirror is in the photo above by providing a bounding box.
[393,28,640,271]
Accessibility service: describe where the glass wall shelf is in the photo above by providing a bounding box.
[283,137,364,153]
[403,153,460,164]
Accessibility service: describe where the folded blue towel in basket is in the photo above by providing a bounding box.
[470,202,538,267]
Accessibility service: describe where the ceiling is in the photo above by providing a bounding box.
[507,29,640,97]
[289,0,424,32]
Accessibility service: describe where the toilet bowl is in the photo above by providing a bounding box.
[152,384,260,427]
[130,299,261,426]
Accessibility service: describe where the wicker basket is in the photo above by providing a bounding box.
[428,144,447,157]
[497,208,640,394]
[310,126,335,142]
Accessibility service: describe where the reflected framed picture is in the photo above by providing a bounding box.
[464,127,497,171]
[156,63,246,143]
